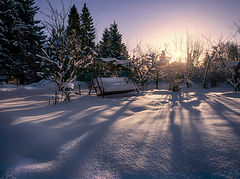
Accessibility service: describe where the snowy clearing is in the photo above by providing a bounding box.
[0,82,240,179]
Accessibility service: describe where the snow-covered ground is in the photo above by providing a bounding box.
[0,81,240,179]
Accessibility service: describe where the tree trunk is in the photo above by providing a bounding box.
[203,53,215,89]
[203,62,210,89]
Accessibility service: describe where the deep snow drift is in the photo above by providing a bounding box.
[0,81,240,179]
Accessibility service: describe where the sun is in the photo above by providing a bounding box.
[176,51,182,57]
[170,50,185,62]
[175,51,184,59]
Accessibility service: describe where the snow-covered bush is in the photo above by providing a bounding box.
[168,79,182,92]
[163,61,191,92]
[130,53,155,88]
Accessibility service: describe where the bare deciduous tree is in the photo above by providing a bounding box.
[37,0,94,102]
[202,30,240,90]
[130,44,169,89]
[186,33,204,77]
[202,35,229,89]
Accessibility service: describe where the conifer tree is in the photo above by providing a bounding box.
[0,0,45,83]
[109,22,124,59]
[0,0,22,81]
[80,3,95,53]
[98,28,111,58]
[66,4,81,36]
[17,0,45,82]
[98,22,128,60]
[75,3,96,81]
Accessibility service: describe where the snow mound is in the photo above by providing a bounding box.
[0,79,57,92]
[28,79,57,89]
[0,83,18,92]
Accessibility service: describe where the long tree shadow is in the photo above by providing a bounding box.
[1,87,240,178]
[52,97,138,178]
[205,99,240,138]
[107,88,240,178]
[167,89,240,176]
[116,90,212,177]
[167,91,213,175]
[0,92,139,178]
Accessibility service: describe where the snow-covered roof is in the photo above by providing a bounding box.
[99,58,130,67]
[64,82,74,90]
[95,77,136,92]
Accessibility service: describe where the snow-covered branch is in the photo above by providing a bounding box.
[37,0,95,101]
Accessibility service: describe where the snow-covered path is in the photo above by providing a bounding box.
[0,85,240,178]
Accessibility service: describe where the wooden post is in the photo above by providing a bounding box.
[89,80,93,95]
[78,84,81,95]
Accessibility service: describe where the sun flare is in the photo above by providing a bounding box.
[175,51,183,58]
[170,50,185,62]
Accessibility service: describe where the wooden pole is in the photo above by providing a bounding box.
[78,84,81,95]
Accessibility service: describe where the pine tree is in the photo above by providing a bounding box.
[0,0,45,84]
[98,22,128,60]
[75,3,96,81]
[66,4,81,36]
[16,0,45,82]
[80,3,95,53]
[98,28,111,58]
[109,22,124,59]
[0,0,22,82]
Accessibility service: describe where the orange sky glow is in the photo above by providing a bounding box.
[35,0,240,61]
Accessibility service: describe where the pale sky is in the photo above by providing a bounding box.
[35,0,240,52]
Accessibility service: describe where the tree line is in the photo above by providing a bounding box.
[0,0,239,93]
[0,0,128,85]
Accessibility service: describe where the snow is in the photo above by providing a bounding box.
[64,83,74,90]
[0,80,57,92]
[96,77,136,93]
[28,80,57,89]
[0,82,240,178]
[100,58,130,67]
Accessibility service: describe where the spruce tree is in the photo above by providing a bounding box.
[98,22,128,60]
[0,0,22,81]
[17,0,45,82]
[76,3,96,81]
[109,22,123,59]
[80,3,95,53]
[66,4,81,37]
[0,0,45,83]
[98,28,111,58]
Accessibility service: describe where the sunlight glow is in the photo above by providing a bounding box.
[174,51,184,60]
